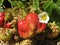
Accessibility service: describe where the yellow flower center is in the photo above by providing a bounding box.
[41,15,47,20]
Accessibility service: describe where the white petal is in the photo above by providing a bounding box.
[38,11,49,23]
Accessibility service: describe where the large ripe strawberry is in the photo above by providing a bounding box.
[0,12,5,26]
[25,13,39,30]
[36,22,46,33]
[18,20,33,38]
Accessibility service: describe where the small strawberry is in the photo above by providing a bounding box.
[40,23,46,31]
[0,12,5,26]
[36,22,46,33]
[4,22,12,28]
[0,17,4,26]
[25,13,39,30]
[18,20,33,38]
[0,12,5,18]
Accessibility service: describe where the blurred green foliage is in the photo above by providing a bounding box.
[0,0,4,6]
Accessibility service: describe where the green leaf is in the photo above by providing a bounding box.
[22,0,26,1]
[56,21,60,30]
[42,0,53,15]
[42,0,53,10]
[57,6,60,14]
[46,3,53,15]
[55,4,60,14]
[8,0,24,8]
[42,1,51,10]
[0,0,4,6]
[11,1,18,6]
[57,0,60,6]
[33,0,39,10]
[8,0,19,7]
[17,1,24,7]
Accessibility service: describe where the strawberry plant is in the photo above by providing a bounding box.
[0,0,60,45]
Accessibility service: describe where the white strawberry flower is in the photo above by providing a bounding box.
[38,11,49,24]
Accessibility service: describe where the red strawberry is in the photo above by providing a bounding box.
[0,17,4,26]
[0,12,5,18]
[18,20,33,38]
[4,22,12,28]
[36,22,46,33]
[40,23,46,31]
[18,20,29,30]
[37,22,42,29]
[25,13,39,30]
[0,12,5,26]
